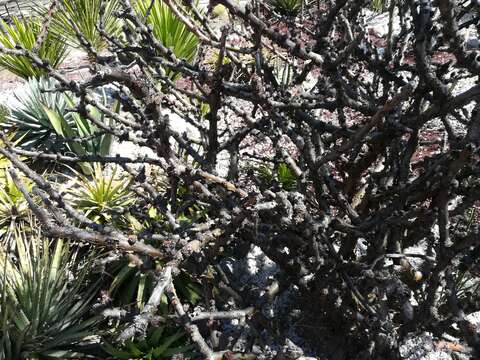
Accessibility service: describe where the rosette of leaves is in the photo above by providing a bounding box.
[0,16,68,79]
[272,57,294,90]
[2,77,116,169]
[66,164,135,227]
[3,77,71,153]
[0,229,101,359]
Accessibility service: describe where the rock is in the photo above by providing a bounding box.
[364,9,401,38]
[399,333,457,360]
[465,36,480,50]
[279,338,304,359]
[465,311,480,327]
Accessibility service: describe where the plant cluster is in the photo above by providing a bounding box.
[0,0,479,359]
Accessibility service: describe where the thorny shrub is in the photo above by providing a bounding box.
[0,0,480,359]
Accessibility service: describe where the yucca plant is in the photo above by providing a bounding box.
[3,77,71,153]
[135,0,199,79]
[66,164,135,227]
[0,228,101,359]
[2,77,116,165]
[47,0,123,54]
[0,16,68,79]
[104,326,192,359]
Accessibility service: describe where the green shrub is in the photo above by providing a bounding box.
[0,16,68,79]
[212,4,228,19]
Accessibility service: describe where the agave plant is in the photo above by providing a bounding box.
[136,0,199,79]
[47,0,123,54]
[66,164,135,226]
[2,77,116,163]
[0,16,68,79]
[0,228,101,359]
[3,77,71,152]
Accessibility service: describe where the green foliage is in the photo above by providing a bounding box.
[42,88,117,161]
[0,105,9,123]
[272,58,294,89]
[0,16,68,79]
[258,163,297,191]
[0,171,32,241]
[104,326,192,359]
[2,77,115,164]
[450,270,480,302]
[67,164,135,226]
[270,0,301,16]
[107,258,202,311]
[3,77,70,152]
[371,0,384,12]
[0,141,33,243]
[0,229,101,359]
[136,0,199,79]
[49,0,123,53]
[278,163,297,190]
[174,272,203,305]
[107,261,155,310]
